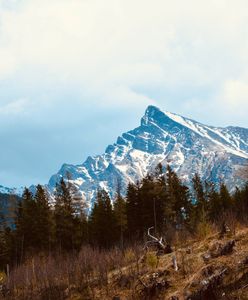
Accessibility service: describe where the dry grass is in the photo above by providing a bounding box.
[2,226,248,299]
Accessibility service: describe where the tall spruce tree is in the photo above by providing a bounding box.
[89,189,116,248]
[34,184,52,251]
[139,174,164,235]
[54,178,75,251]
[126,182,142,239]
[165,165,191,229]
[207,184,222,221]
[219,183,233,213]
[191,174,208,226]
[113,183,127,249]
[66,175,88,248]
[15,188,37,259]
[154,163,167,232]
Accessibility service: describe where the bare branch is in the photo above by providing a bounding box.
[147,227,166,250]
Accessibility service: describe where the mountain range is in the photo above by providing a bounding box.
[44,105,248,207]
[1,106,247,207]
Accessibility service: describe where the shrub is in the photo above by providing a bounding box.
[145,252,158,270]
[196,221,212,239]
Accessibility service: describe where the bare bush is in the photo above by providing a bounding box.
[3,245,143,300]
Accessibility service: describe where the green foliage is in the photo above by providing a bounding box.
[145,252,158,269]
[165,166,192,230]
[126,182,142,238]
[54,178,73,250]
[89,189,117,248]
[219,183,233,211]
[15,188,38,257]
[34,184,53,250]
[0,193,19,230]
[113,185,127,248]
[54,178,86,251]
[196,220,212,239]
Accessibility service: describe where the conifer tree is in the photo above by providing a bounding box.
[15,188,37,258]
[66,172,89,247]
[89,189,116,248]
[139,174,164,234]
[191,174,208,226]
[239,183,248,218]
[219,183,233,212]
[54,178,75,251]
[113,183,127,249]
[0,198,5,231]
[153,163,167,232]
[208,183,222,222]
[126,182,142,238]
[34,184,53,251]
[165,165,191,229]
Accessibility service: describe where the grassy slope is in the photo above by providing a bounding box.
[3,225,248,299]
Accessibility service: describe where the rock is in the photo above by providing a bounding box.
[185,265,228,300]
[202,252,211,263]
[241,255,248,265]
[208,240,235,258]
[186,247,192,254]
[213,240,235,257]
[219,222,231,239]
[202,240,235,263]
[135,271,170,299]
[115,274,133,288]
[165,244,173,254]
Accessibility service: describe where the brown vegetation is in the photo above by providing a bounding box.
[1,224,248,299]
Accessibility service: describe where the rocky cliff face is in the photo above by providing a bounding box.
[46,105,248,207]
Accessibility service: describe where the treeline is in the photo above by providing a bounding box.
[0,164,248,269]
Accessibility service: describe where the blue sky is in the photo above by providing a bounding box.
[0,0,248,187]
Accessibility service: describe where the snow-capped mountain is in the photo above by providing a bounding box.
[0,185,24,196]
[47,105,248,207]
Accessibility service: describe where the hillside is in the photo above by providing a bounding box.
[3,225,248,299]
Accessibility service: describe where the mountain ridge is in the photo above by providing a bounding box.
[1,105,247,205]
[46,105,248,207]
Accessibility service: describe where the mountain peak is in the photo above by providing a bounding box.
[142,105,179,128]
[142,105,167,126]
[46,106,248,206]
[145,105,162,116]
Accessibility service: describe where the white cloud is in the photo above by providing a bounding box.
[0,1,246,109]
[221,80,248,108]
[0,98,30,115]
[0,48,16,79]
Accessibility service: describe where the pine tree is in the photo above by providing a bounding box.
[240,183,248,219]
[0,227,15,269]
[153,163,167,232]
[126,182,142,239]
[208,184,221,222]
[139,174,164,235]
[34,184,53,251]
[113,183,127,249]
[219,183,233,212]
[0,197,5,231]
[89,189,117,248]
[54,178,75,251]
[139,174,156,232]
[15,188,37,259]
[165,165,191,230]
[191,174,208,226]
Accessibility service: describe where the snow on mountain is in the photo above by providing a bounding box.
[46,105,248,207]
[0,185,24,196]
